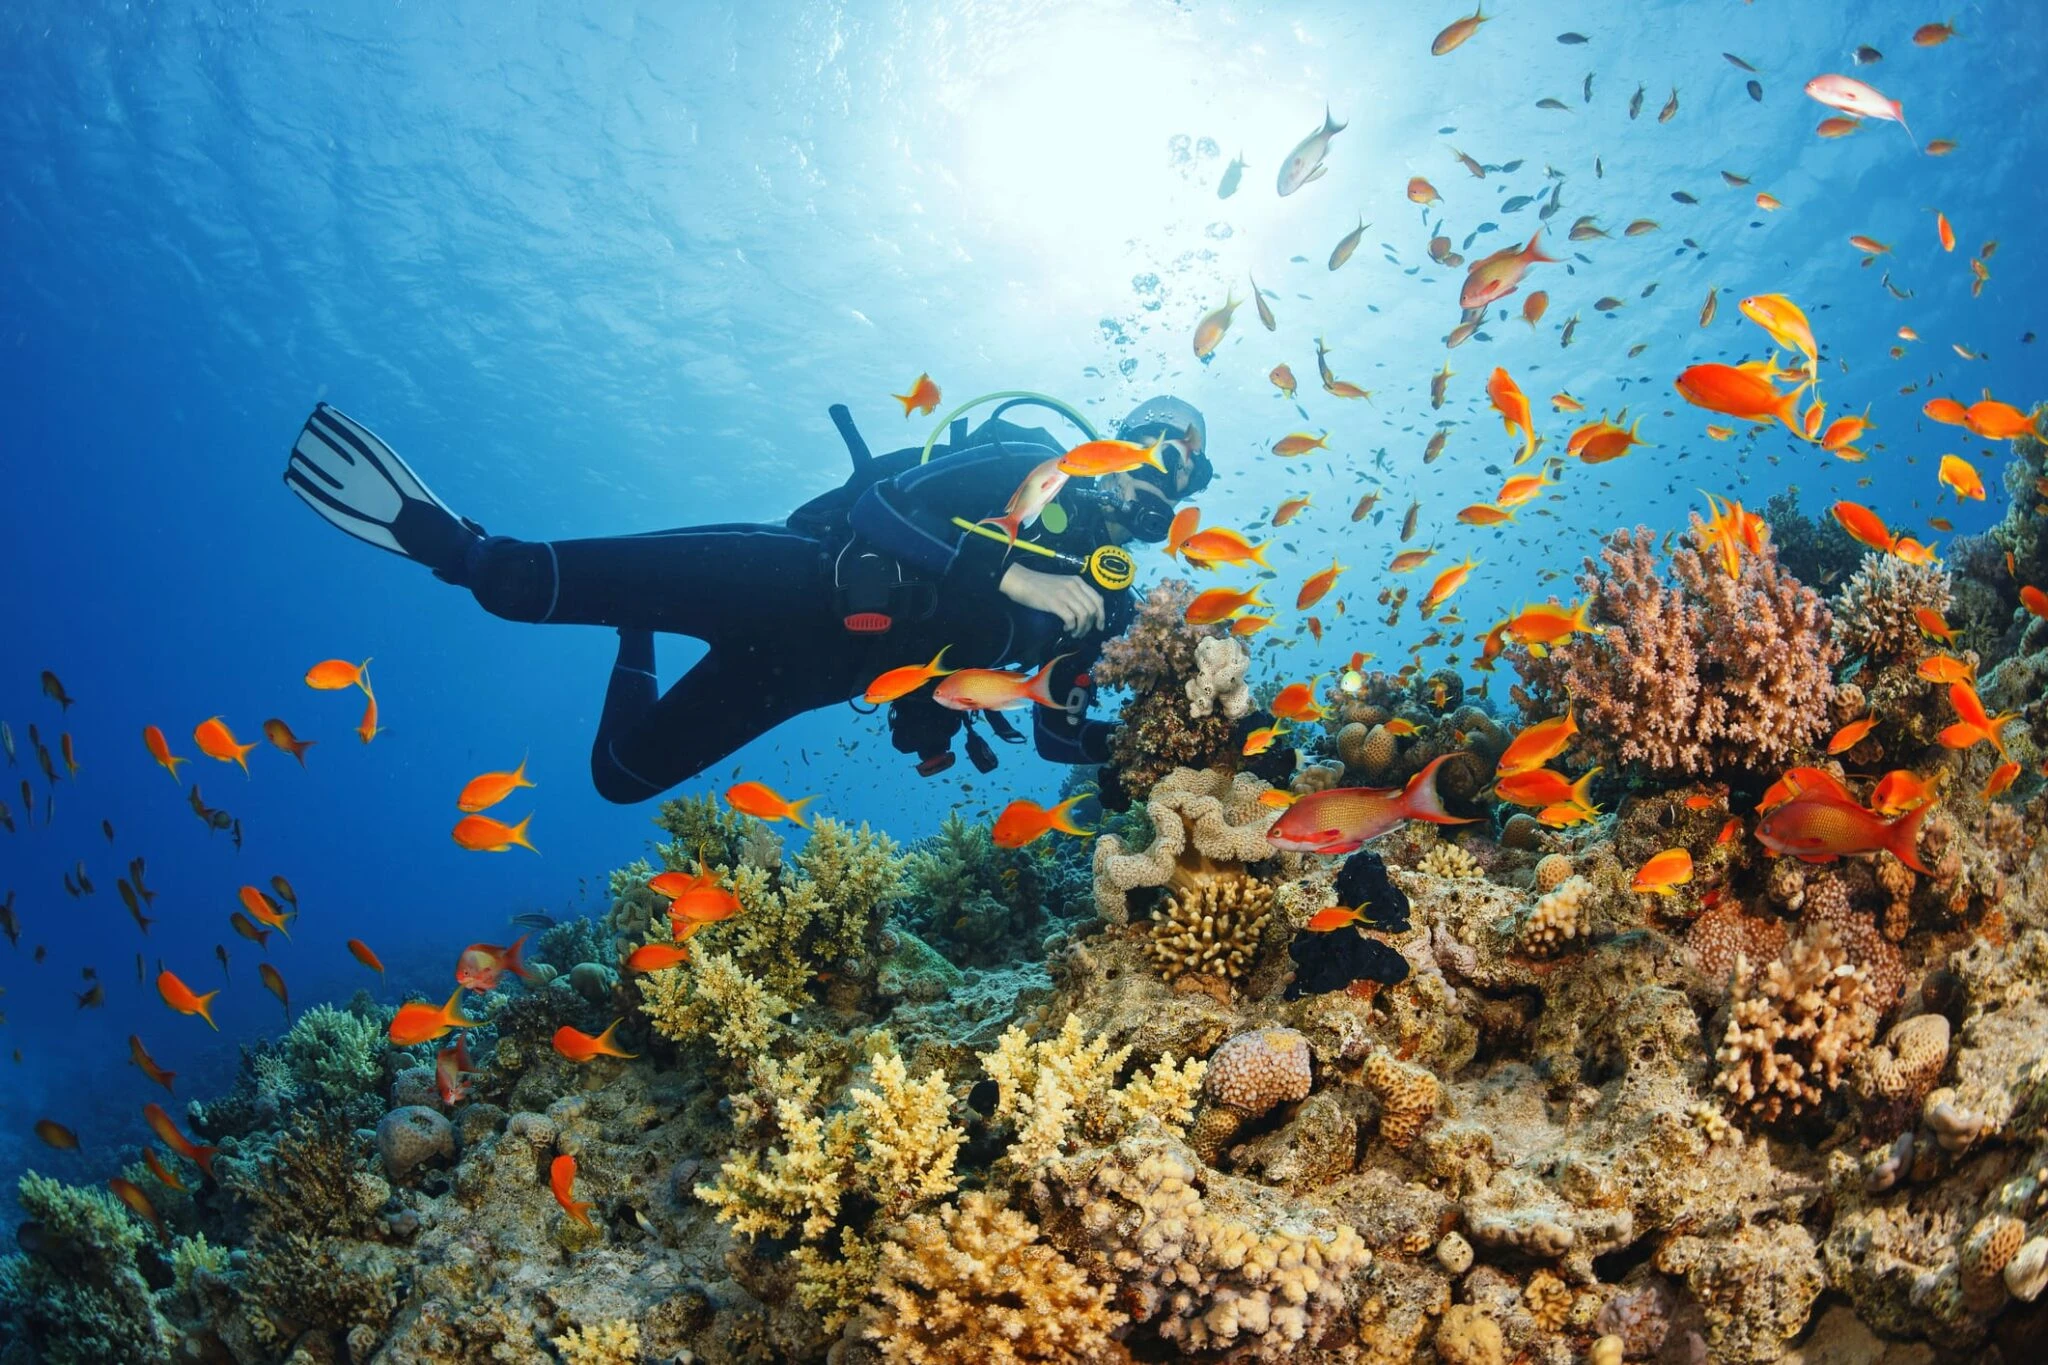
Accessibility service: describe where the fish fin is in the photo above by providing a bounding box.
[1026,654,1074,708]
[1304,163,1327,185]
[786,794,818,829]
[1886,801,1935,875]
[1401,755,1476,825]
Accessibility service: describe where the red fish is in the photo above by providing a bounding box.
[1460,230,1557,310]
[348,939,386,980]
[129,1035,177,1093]
[1631,848,1694,894]
[991,794,1093,848]
[436,1037,474,1106]
[893,373,941,417]
[455,935,532,991]
[551,1153,594,1227]
[141,1146,186,1192]
[1265,756,1474,854]
[864,647,955,705]
[143,1101,218,1177]
[623,942,693,972]
[34,1118,79,1150]
[553,1019,638,1063]
[1755,793,1932,873]
[143,725,187,782]
[979,457,1069,546]
[388,988,479,1046]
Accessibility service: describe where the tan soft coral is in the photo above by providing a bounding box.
[1513,520,1839,777]
[979,1015,1205,1169]
[861,1193,1129,1364]
[1092,767,1286,924]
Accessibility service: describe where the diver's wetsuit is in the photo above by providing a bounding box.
[457,417,1131,803]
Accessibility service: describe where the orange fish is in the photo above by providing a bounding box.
[108,1177,165,1240]
[35,1118,79,1149]
[1272,496,1313,527]
[1917,654,1975,685]
[1831,501,1896,553]
[436,1036,474,1106]
[1382,719,1422,738]
[1551,391,1584,413]
[992,794,1092,848]
[1566,416,1649,464]
[670,877,743,925]
[1192,292,1242,360]
[1420,557,1477,615]
[128,1035,176,1093]
[725,781,816,826]
[1983,762,2021,801]
[348,938,386,980]
[1486,367,1539,464]
[229,911,271,948]
[1756,792,1932,874]
[1521,291,1549,328]
[1230,615,1275,637]
[305,657,372,691]
[1183,586,1267,626]
[1715,817,1744,845]
[1269,364,1297,399]
[1950,681,2018,757]
[141,1147,186,1192]
[1936,211,1956,252]
[1460,229,1557,310]
[1926,139,1957,155]
[1304,906,1366,932]
[553,1019,637,1063]
[259,962,290,1020]
[1758,766,1855,814]
[356,690,382,744]
[1827,717,1877,754]
[1815,116,1862,138]
[979,456,1069,546]
[1265,756,1475,853]
[1870,769,1938,816]
[1180,527,1272,568]
[1675,365,1802,434]
[1496,472,1555,508]
[1499,712,1576,776]
[933,655,1071,711]
[1297,560,1346,610]
[452,812,537,853]
[1937,454,1985,501]
[1922,397,1969,427]
[865,646,955,705]
[1270,679,1327,723]
[262,719,315,766]
[1407,176,1441,204]
[1458,502,1515,526]
[551,1153,594,1227]
[1913,21,1956,45]
[1504,599,1595,647]
[1631,848,1694,895]
[2022,585,2048,620]
[1963,400,2039,440]
[1388,548,1435,574]
[458,757,536,814]
[1242,723,1289,757]
[192,717,256,774]
[238,886,293,939]
[1848,234,1891,256]
[157,970,219,1030]
[388,988,479,1046]
[1494,766,1599,811]
[455,935,532,991]
[1891,538,1939,567]
[143,1101,218,1177]
[893,373,941,417]
[1057,437,1168,478]
[1270,431,1331,458]
[1258,789,1299,810]
[623,942,693,972]
[143,725,186,782]
[1820,413,1874,451]
[1167,506,1202,558]
[1430,3,1489,55]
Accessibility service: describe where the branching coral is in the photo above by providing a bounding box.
[636,949,794,1076]
[980,1015,1206,1169]
[276,1001,388,1107]
[861,1193,1130,1364]
[552,1318,643,1365]
[1145,869,1274,990]
[1519,874,1593,956]
[697,1042,965,1245]
[903,810,1054,963]
[1514,521,1840,777]
[0,1173,174,1365]
[1094,580,1242,799]
[1831,553,1952,668]
[1714,924,1878,1124]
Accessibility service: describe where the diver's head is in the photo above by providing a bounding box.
[1107,395,1212,542]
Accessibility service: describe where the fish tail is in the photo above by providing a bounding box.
[1323,104,1345,135]
[196,992,219,1031]
[1026,654,1074,708]
[1251,542,1271,568]
[1886,801,1935,874]
[926,645,954,677]
[893,389,917,415]
[978,513,1023,547]
[513,754,534,789]
[510,813,538,854]
[1523,229,1558,264]
[596,1018,639,1059]
[785,794,818,829]
[505,933,533,980]
[1569,766,1603,809]
[442,987,481,1030]
[193,1144,218,1178]
[164,754,186,782]
[1401,755,1475,825]
[1048,794,1095,838]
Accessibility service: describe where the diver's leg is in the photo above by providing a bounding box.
[463,524,833,640]
[589,644,849,804]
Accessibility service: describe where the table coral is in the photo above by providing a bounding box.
[861,1192,1130,1364]
[1513,521,1839,777]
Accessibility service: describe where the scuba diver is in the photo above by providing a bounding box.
[283,393,1212,803]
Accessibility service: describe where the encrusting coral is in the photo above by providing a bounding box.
[1513,520,1840,777]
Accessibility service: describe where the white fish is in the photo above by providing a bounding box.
[1803,74,1913,140]
[979,457,1069,546]
[1217,152,1247,199]
[1277,107,1345,196]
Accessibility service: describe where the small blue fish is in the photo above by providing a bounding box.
[1218,152,1247,200]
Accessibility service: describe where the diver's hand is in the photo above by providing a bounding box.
[999,564,1105,636]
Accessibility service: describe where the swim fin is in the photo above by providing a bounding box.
[285,403,483,578]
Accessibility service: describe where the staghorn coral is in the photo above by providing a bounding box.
[1095,580,1242,800]
[1091,766,1284,924]
[1714,924,1878,1124]
[1514,521,1840,777]
[861,1193,1130,1364]
[1831,552,1952,667]
[980,1015,1205,1170]
[552,1319,643,1365]
[0,1172,175,1365]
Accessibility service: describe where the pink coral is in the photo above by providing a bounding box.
[1514,521,1840,777]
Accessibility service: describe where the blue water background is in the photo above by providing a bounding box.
[2,0,2043,1211]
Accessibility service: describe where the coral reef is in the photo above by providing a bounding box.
[1513,520,1840,777]
[0,1172,174,1365]
[1093,580,1244,801]
[1091,766,1287,924]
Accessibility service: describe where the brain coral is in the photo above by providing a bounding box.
[1204,1028,1313,1117]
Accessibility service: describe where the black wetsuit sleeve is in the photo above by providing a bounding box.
[848,446,1058,590]
[1033,639,1116,765]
